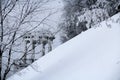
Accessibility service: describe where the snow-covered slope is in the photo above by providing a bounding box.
[7,13,120,80]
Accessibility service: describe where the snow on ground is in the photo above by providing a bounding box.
[7,13,120,80]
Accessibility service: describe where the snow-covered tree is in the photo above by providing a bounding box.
[77,8,109,28]
[60,0,119,42]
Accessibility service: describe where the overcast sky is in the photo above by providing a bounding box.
[40,0,64,31]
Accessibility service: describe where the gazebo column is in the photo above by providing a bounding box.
[48,39,52,52]
[41,43,45,56]
[30,38,35,62]
[32,42,35,62]
[23,41,28,64]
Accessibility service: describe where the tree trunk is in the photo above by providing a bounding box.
[0,0,3,79]
[0,49,2,80]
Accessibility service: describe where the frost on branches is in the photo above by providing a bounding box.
[77,8,109,28]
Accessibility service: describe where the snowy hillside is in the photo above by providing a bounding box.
[7,13,120,80]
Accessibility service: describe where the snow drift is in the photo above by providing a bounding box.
[7,13,120,80]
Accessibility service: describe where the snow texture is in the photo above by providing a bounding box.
[7,13,120,80]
